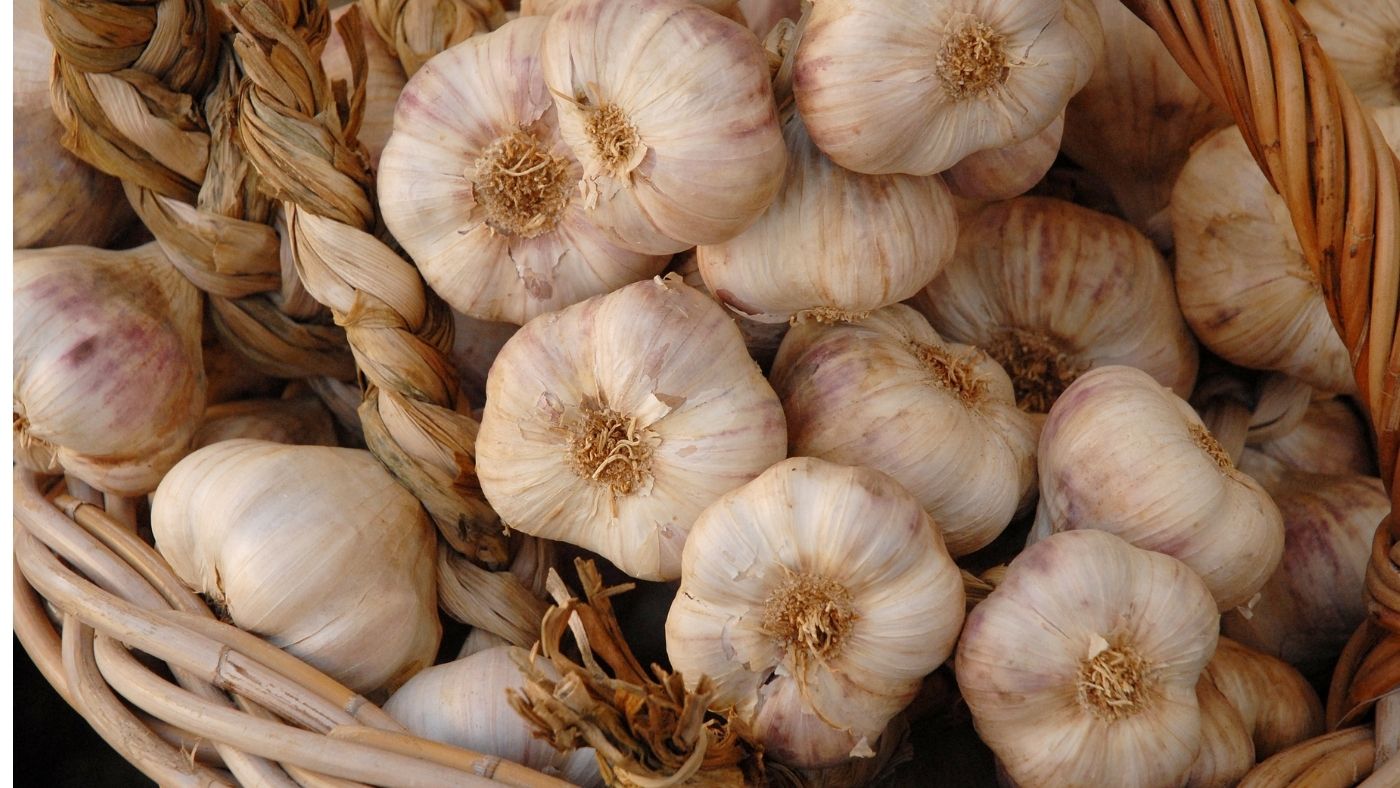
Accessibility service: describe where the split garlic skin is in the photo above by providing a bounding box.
[666,457,966,768]
[914,197,1199,414]
[476,276,787,581]
[1297,0,1400,108]
[1037,365,1284,612]
[696,114,958,324]
[152,440,441,695]
[792,0,1101,176]
[1172,126,1356,394]
[378,17,666,325]
[957,529,1220,788]
[770,305,1037,556]
[540,0,786,254]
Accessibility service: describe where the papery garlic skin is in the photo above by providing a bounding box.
[540,0,786,254]
[738,0,800,39]
[1204,637,1324,759]
[770,305,1036,555]
[1221,451,1387,676]
[792,0,1100,176]
[666,457,965,768]
[914,197,1198,414]
[1172,126,1356,394]
[14,244,205,495]
[14,0,132,248]
[324,6,408,170]
[385,647,601,786]
[153,440,440,695]
[1253,397,1376,477]
[476,277,787,581]
[1297,0,1400,108]
[379,17,666,325]
[696,114,957,324]
[957,530,1219,788]
[1037,366,1283,611]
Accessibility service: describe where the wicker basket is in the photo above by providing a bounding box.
[16,0,1400,785]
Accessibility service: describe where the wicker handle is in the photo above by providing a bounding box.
[1123,0,1400,776]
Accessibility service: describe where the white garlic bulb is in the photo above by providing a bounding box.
[913,197,1199,414]
[14,243,205,495]
[14,0,132,249]
[191,396,338,449]
[540,0,786,255]
[324,5,408,170]
[770,305,1037,555]
[385,646,601,786]
[941,113,1065,203]
[1037,366,1284,611]
[666,457,965,768]
[1297,0,1400,107]
[476,276,787,581]
[1253,396,1376,477]
[696,113,958,324]
[1221,451,1388,676]
[958,530,1219,787]
[669,251,788,369]
[152,440,440,695]
[792,0,1101,176]
[378,17,667,325]
[1172,125,1358,394]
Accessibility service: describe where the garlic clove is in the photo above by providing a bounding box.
[1037,365,1284,612]
[152,440,440,696]
[942,113,1065,203]
[770,305,1037,555]
[14,243,205,495]
[696,113,958,324]
[666,456,965,769]
[378,16,667,325]
[1297,0,1400,108]
[540,0,787,254]
[792,0,1100,176]
[956,529,1220,788]
[476,276,787,581]
[384,646,601,786]
[913,197,1198,415]
[323,5,408,171]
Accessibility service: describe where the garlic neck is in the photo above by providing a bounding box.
[566,405,658,497]
[1076,637,1154,722]
[471,127,572,238]
[985,327,1086,413]
[762,571,856,671]
[936,17,1011,101]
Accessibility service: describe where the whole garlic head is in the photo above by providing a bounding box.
[957,529,1220,788]
[913,197,1199,414]
[152,440,441,695]
[770,305,1037,555]
[540,0,786,254]
[792,0,1101,175]
[476,276,787,581]
[696,113,958,324]
[14,243,205,495]
[385,646,601,786]
[379,17,667,325]
[1298,0,1400,108]
[665,457,966,768]
[1172,125,1360,394]
[1036,366,1284,612]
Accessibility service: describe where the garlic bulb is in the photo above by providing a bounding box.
[1036,366,1283,611]
[1205,637,1324,759]
[385,646,601,785]
[1221,451,1387,676]
[913,197,1198,414]
[1172,125,1358,394]
[696,113,957,324]
[1188,672,1255,788]
[324,5,408,170]
[957,529,1220,788]
[669,251,788,369]
[152,440,440,695]
[191,396,338,449]
[792,0,1101,176]
[476,276,787,581]
[1253,397,1376,477]
[941,113,1064,203]
[540,0,786,255]
[378,17,667,325]
[14,243,205,495]
[770,305,1036,556]
[1060,0,1231,247]
[14,0,131,248]
[665,457,965,768]
[450,310,518,408]
[1297,0,1400,107]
